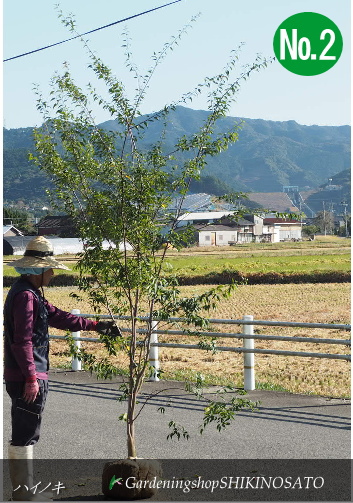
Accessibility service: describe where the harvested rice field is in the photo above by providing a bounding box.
[22,282,351,399]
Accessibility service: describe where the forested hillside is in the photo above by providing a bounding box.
[302,168,351,214]
[4,106,350,205]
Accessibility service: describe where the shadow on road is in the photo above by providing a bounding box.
[49,380,350,430]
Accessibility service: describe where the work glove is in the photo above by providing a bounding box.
[95,320,123,339]
[23,376,39,403]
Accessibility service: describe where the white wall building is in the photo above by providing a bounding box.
[262,218,302,242]
[173,211,303,246]
[197,225,238,247]
[3,225,23,237]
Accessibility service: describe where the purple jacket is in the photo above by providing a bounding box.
[4,277,97,381]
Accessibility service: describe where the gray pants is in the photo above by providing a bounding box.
[5,380,49,446]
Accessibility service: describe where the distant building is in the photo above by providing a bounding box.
[37,216,76,237]
[195,225,238,246]
[180,213,303,246]
[194,219,255,246]
[262,218,302,242]
[3,225,24,237]
[169,193,232,213]
[176,211,233,227]
[3,236,33,255]
[3,236,133,256]
[325,184,342,191]
[3,236,83,256]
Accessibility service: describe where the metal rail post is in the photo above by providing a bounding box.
[243,315,255,390]
[71,309,82,371]
[148,320,160,381]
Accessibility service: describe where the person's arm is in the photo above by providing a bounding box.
[45,301,98,331]
[45,300,123,337]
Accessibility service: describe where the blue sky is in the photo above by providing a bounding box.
[3,0,351,129]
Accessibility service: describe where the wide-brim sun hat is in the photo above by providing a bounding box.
[7,236,70,271]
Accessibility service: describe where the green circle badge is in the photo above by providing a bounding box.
[273,12,343,76]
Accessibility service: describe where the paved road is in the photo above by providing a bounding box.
[3,369,350,460]
[3,370,351,501]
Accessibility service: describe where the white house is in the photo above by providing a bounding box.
[196,225,237,247]
[172,211,302,246]
[3,225,23,237]
[262,218,302,242]
[194,219,255,246]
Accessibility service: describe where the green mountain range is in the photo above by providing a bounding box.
[3,106,350,206]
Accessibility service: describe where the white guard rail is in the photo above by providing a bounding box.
[49,311,351,391]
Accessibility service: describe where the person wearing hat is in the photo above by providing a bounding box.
[4,236,122,501]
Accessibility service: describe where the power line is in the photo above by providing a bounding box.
[4,0,183,62]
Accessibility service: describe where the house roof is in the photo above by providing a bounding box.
[169,193,232,212]
[222,217,254,226]
[263,218,301,225]
[193,224,238,232]
[3,225,23,236]
[37,215,74,228]
[177,211,233,221]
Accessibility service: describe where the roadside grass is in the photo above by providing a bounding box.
[16,282,350,399]
[255,382,290,392]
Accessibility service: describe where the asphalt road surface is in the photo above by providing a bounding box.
[3,370,351,501]
[3,369,350,459]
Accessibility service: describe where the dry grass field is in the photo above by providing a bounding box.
[25,282,351,399]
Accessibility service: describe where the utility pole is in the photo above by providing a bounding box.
[342,202,348,238]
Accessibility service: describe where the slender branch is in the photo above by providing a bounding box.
[133,387,183,421]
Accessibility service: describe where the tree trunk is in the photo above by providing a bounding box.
[127,383,137,458]
[127,420,136,458]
